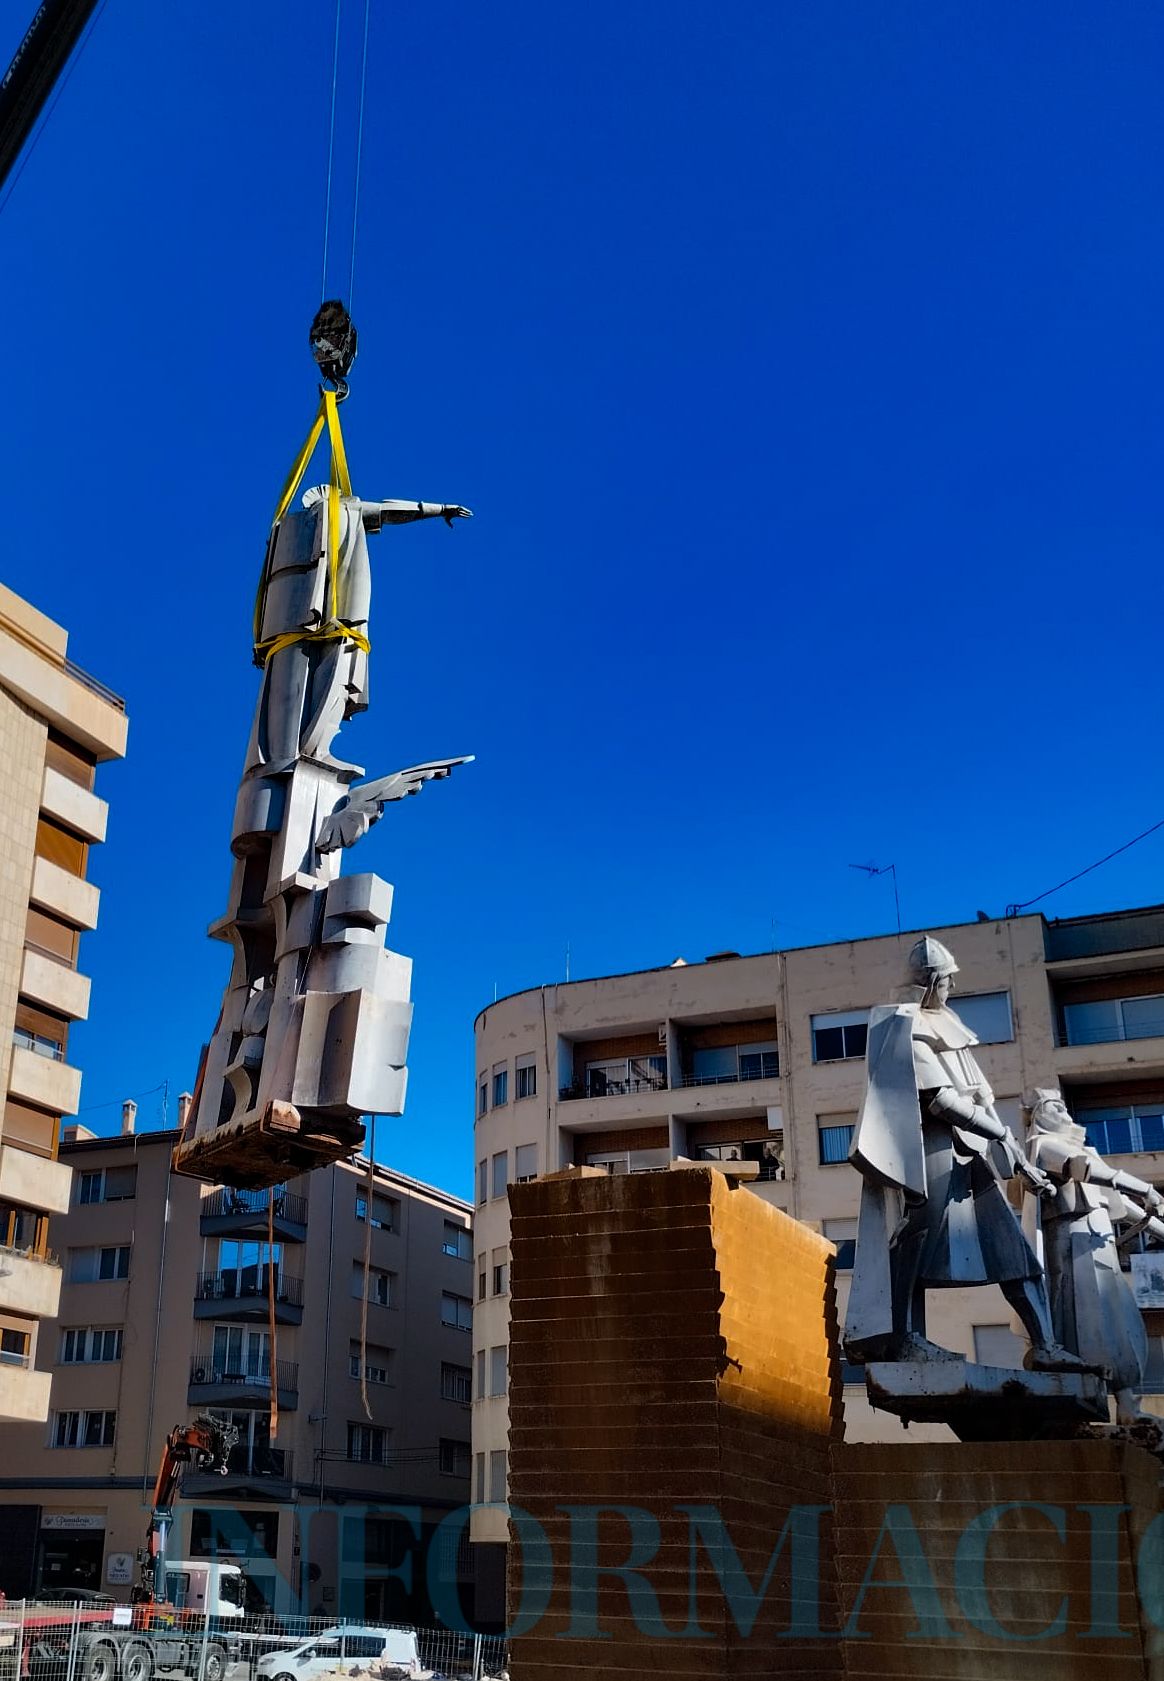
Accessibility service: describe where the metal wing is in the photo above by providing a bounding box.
[317,756,474,853]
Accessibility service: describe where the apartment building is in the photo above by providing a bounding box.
[0,1117,477,1623]
[471,902,1164,1593]
[0,584,127,1425]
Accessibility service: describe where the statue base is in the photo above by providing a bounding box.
[171,1100,365,1190]
[865,1357,1109,1440]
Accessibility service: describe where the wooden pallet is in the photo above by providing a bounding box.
[171,1100,365,1190]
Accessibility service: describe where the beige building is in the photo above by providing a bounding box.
[471,904,1164,1574]
[0,1119,477,1623]
[0,585,127,1425]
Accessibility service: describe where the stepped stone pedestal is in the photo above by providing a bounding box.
[506,1164,845,1680]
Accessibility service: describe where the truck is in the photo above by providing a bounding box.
[25,1416,254,1681]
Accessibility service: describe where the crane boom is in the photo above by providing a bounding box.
[0,0,101,193]
[147,1414,239,1603]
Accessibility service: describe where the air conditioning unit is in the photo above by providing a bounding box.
[192,1366,207,1383]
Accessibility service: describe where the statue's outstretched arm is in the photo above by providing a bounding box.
[363,501,472,530]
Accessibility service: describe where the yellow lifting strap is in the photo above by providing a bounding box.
[252,390,370,667]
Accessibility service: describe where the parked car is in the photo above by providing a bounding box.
[255,1627,420,1681]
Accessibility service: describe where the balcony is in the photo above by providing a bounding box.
[185,1443,294,1499]
[40,767,108,844]
[19,947,90,1021]
[560,1058,668,1101]
[200,1187,308,1243]
[7,1046,80,1117]
[29,857,99,932]
[0,1145,71,1215]
[0,1246,62,1319]
[0,1360,52,1423]
[193,1270,304,1326]
[188,1354,299,1410]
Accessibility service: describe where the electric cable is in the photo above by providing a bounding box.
[1007,815,1164,915]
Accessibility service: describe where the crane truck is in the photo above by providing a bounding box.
[28,1416,257,1681]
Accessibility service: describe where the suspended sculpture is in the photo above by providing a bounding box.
[173,306,471,1189]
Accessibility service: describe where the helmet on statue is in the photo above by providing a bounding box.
[906,935,959,983]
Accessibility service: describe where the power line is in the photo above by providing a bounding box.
[1006,815,1164,917]
[77,1080,166,1116]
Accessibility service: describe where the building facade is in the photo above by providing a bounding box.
[470,904,1164,1581]
[0,1121,476,1623]
[0,584,127,1425]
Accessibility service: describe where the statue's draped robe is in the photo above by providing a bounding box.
[1025,1125,1147,1391]
[844,1001,1040,1355]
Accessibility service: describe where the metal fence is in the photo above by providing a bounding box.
[0,1603,508,1681]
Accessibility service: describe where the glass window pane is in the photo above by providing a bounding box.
[1121,996,1164,1042]
[1136,1112,1164,1153]
[692,1047,737,1081]
[818,1123,855,1165]
[952,992,1013,1044]
[813,1026,845,1062]
[1063,1000,1122,1047]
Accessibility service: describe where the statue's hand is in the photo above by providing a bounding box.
[442,504,472,525]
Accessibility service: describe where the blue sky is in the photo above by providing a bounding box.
[3,1,1163,1197]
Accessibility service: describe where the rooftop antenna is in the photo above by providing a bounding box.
[849,861,901,935]
[565,942,571,983]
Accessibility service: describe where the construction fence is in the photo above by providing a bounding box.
[0,1604,508,1681]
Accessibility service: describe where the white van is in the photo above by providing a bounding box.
[255,1627,421,1681]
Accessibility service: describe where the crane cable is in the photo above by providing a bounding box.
[319,0,373,310]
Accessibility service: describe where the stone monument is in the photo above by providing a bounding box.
[843,935,1108,1437]
[173,310,471,1188]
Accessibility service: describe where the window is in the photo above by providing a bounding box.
[476,1348,486,1399]
[1063,994,1164,1048]
[478,1268,486,1302]
[348,1341,392,1384]
[477,1159,488,1205]
[972,1324,1025,1369]
[442,1361,472,1404]
[12,1026,64,1061]
[1078,1106,1164,1157]
[439,1438,471,1478]
[478,1079,488,1118]
[355,1193,399,1231]
[514,1143,537,1184]
[351,1263,396,1307]
[1,1205,46,1256]
[53,1409,115,1448]
[824,1218,858,1270]
[209,1324,270,1378]
[952,991,1013,1045]
[0,1328,30,1367]
[584,1055,666,1098]
[68,1246,130,1283]
[586,1147,670,1175]
[346,1422,389,1464]
[811,1011,869,1063]
[441,1292,473,1331]
[76,1165,137,1205]
[60,1327,123,1364]
[492,1066,509,1108]
[475,1453,485,1505]
[491,1152,508,1199]
[689,1043,779,1085]
[516,1057,536,1100]
[489,1449,507,1503]
[491,1252,509,1297]
[443,1221,472,1260]
[489,1345,507,1397]
[695,1138,785,1181]
[818,1115,857,1166]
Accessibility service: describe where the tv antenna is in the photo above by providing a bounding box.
[849,861,901,935]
